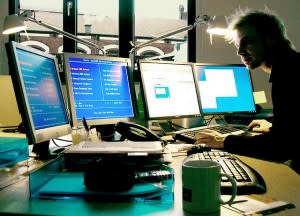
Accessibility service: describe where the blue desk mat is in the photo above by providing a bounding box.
[37,173,164,197]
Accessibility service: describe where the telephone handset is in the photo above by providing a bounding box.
[115,121,161,142]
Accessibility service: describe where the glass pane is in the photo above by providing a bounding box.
[135,0,188,61]
[19,0,63,54]
[78,0,119,55]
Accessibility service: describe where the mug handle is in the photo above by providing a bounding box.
[219,173,237,205]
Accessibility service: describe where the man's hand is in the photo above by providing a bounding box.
[248,119,272,133]
[193,129,225,149]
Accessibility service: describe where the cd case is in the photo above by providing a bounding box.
[0,133,28,168]
[29,156,174,203]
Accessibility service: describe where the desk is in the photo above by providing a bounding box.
[0,154,299,215]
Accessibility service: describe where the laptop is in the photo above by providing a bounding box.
[63,140,163,155]
[62,140,165,170]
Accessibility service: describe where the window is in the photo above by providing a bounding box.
[19,0,63,54]
[135,0,188,61]
[77,0,119,55]
[17,0,191,60]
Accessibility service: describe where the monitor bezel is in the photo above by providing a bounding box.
[138,59,202,120]
[6,41,72,146]
[63,52,137,128]
[193,62,256,115]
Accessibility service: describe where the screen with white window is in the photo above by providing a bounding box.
[138,60,201,120]
[193,63,256,115]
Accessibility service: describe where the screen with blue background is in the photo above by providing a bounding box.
[67,57,134,121]
[194,64,256,114]
[16,48,69,130]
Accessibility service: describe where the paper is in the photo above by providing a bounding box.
[223,195,295,215]
[253,91,267,104]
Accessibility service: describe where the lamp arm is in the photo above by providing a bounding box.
[130,24,194,53]
[130,14,211,53]
[26,16,105,54]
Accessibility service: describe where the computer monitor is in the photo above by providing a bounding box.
[63,53,136,134]
[193,63,256,115]
[138,60,202,121]
[6,41,72,158]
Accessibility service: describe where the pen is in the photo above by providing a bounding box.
[230,199,248,205]
[82,117,90,133]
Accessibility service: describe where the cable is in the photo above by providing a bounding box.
[54,137,72,142]
[51,138,72,148]
[203,115,215,125]
[2,128,19,133]
[0,125,19,128]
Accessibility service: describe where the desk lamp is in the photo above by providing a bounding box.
[2,10,105,54]
[128,13,230,82]
[128,14,230,69]
[129,14,229,54]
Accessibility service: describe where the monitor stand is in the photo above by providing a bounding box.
[148,117,205,133]
[171,117,205,129]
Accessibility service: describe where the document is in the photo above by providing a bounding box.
[223,195,295,215]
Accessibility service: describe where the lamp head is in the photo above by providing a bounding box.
[2,10,35,35]
[206,15,231,36]
[2,14,27,34]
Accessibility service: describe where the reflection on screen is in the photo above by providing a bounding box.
[16,48,69,130]
[64,54,135,126]
[138,60,201,119]
[194,64,256,114]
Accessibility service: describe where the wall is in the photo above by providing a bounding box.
[196,0,300,108]
[0,76,22,126]
[0,0,9,75]
[0,0,20,127]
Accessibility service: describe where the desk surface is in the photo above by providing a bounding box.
[0,152,299,215]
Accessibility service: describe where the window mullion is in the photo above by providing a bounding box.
[119,0,135,58]
[63,0,77,53]
[188,0,196,62]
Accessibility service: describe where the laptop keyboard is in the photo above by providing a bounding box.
[173,125,245,143]
[184,150,266,195]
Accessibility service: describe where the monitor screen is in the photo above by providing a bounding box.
[6,41,71,157]
[63,53,136,127]
[193,63,256,115]
[138,60,201,120]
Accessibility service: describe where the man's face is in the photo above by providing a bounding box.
[233,25,266,70]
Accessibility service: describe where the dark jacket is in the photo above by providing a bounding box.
[224,48,300,174]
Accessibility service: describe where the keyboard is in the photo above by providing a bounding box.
[173,124,246,143]
[184,150,266,195]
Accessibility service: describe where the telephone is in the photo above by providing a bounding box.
[115,121,162,142]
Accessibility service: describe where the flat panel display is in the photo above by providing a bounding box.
[64,53,136,127]
[138,60,201,120]
[193,63,256,115]
[6,41,71,157]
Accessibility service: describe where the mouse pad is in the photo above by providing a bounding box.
[37,173,162,197]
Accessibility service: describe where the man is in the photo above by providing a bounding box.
[194,9,300,174]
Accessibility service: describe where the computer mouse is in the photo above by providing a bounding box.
[187,143,211,156]
[248,125,260,131]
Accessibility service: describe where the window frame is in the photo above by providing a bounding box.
[10,0,196,61]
